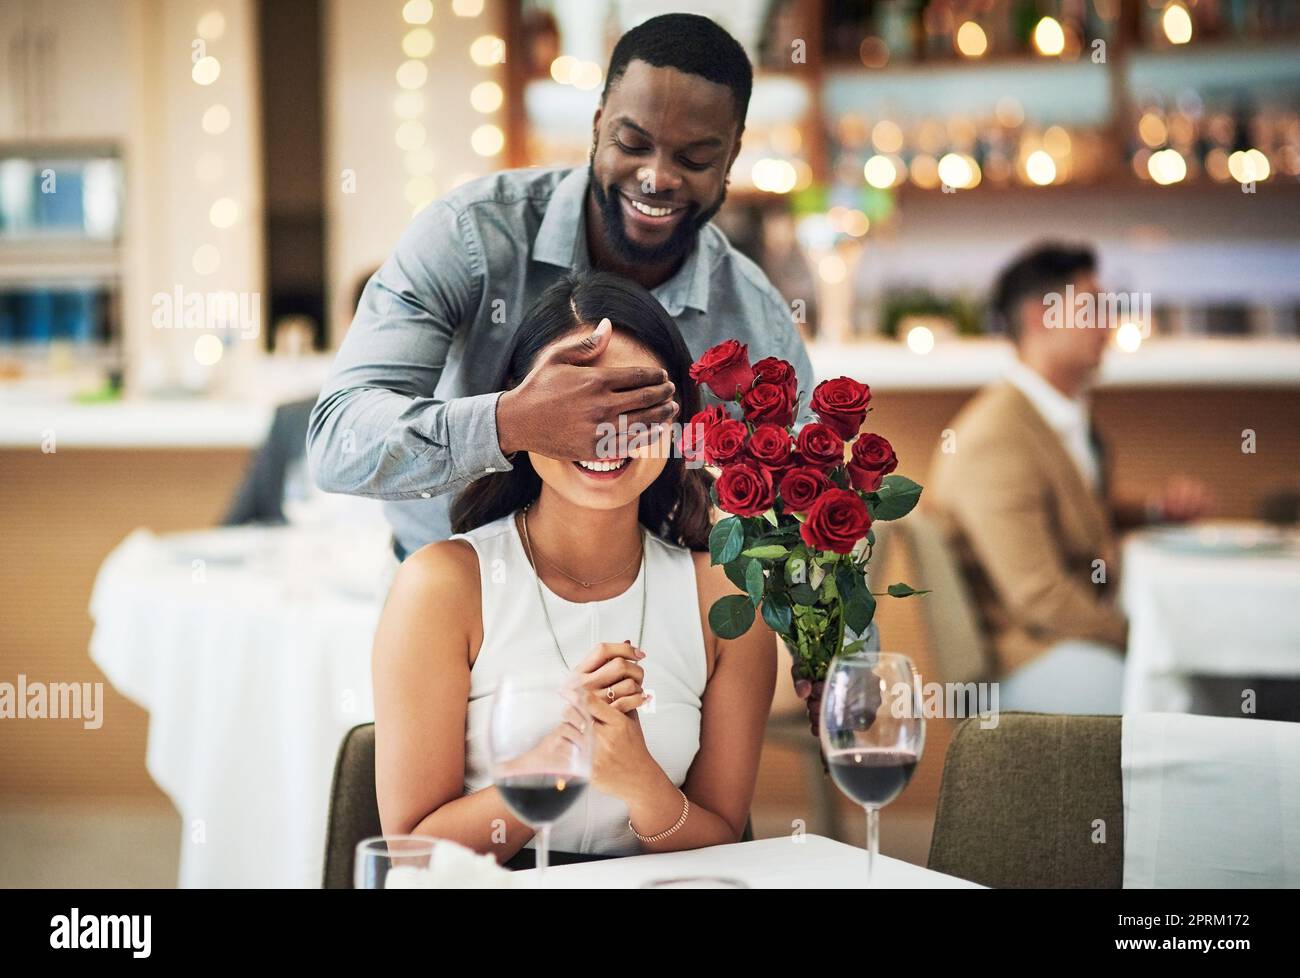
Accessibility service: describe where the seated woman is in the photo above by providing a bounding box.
[372,271,777,868]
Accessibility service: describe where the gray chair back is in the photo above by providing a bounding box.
[323,723,382,889]
[928,713,1124,888]
[892,513,993,684]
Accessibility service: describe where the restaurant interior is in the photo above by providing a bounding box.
[2,0,1299,895]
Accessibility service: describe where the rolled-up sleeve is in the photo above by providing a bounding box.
[306,201,513,500]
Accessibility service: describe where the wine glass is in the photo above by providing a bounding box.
[820,651,925,886]
[354,835,435,889]
[488,675,593,883]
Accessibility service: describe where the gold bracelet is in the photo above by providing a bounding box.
[629,789,689,843]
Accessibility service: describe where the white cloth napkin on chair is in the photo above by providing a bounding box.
[1122,712,1300,888]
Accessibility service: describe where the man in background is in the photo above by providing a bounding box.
[926,243,1211,713]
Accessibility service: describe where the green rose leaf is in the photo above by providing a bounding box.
[871,475,923,521]
[744,558,766,607]
[886,582,931,598]
[845,588,877,634]
[788,582,820,606]
[709,594,755,640]
[761,590,793,634]
[723,557,752,594]
[741,545,788,560]
[709,517,745,565]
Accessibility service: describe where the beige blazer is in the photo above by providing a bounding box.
[924,381,1127,675]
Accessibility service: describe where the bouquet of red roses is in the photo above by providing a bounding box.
[683,339,926,689]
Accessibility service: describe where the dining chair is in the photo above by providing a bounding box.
[323,722,755,888]
[927,713,1124,888]
[890,513,994,686]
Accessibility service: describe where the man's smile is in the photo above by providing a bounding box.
[617,188,688,234]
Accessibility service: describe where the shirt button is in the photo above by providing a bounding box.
[420,492,431,498]
[485,466,496,473]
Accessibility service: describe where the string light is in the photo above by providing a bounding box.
[469,35,505,66]
[1228,149,1270,184]
[402,0,432,25]
[906,325,935,354]
[208,197,238,228]
[470,81,503,113]
[1033,17,1065,56]
[192,56,221,85]
[1148,148,1187,185]
[1026,150,1057,185]
[471,124,504,157]
[1162,4,1193,45]
[863,155,898,189]
[955,22,987,58]
[402,28,435,59]
[201,104,231,135]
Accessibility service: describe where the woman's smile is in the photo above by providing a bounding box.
[572,456,633,481]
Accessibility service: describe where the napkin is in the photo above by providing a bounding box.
[383,839,517,889]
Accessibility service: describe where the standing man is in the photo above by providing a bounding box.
[308,13,814,563]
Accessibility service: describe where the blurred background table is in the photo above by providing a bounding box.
[1121,524,1300,717]
[88,523,390,887]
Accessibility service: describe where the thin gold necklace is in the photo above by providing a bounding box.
[519,504,648,669]
[521,502,642,588]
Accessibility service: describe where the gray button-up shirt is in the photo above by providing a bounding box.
[307,165,815,557]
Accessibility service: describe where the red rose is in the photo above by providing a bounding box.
[715,461,775,518]
[689,340,754,400]
[794,422,845,471]
[811,377,872,440]
[753,357,798,402]
[778,466,830,513]
[847,433,898,492]
[747,423,794,471]
[740,382,795,428]
[680,404,729,462]
[702,418,748,466]
[800,488,873,554]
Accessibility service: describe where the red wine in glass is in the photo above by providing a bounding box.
[497,772,589,825]
[820,651,925,886]
[826,748,918,808]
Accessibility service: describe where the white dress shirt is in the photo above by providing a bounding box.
[1004,360,1101,492]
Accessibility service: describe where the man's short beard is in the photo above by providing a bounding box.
[587,159,726,266]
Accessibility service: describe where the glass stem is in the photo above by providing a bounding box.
[865,805,880,886]
[537,823,551,880]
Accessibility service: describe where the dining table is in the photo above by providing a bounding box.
[514,835,984,888]
[1120,522,1300,715]
[88,519,391,888]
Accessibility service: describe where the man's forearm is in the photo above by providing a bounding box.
[306,387,512,500]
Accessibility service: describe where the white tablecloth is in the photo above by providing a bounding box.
[1123,713,1300,888]
[88,523,391,888]
[1121,528,1300,713]
[515,835,983,888]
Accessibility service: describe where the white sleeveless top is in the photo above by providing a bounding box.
[449,511,709,857]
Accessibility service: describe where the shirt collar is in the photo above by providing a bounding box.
[531,166,712,316]
[1005,359,1090,434]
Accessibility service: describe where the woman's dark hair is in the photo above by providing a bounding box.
[450,271,713,550]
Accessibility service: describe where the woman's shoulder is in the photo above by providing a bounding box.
[393,537,481,608]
